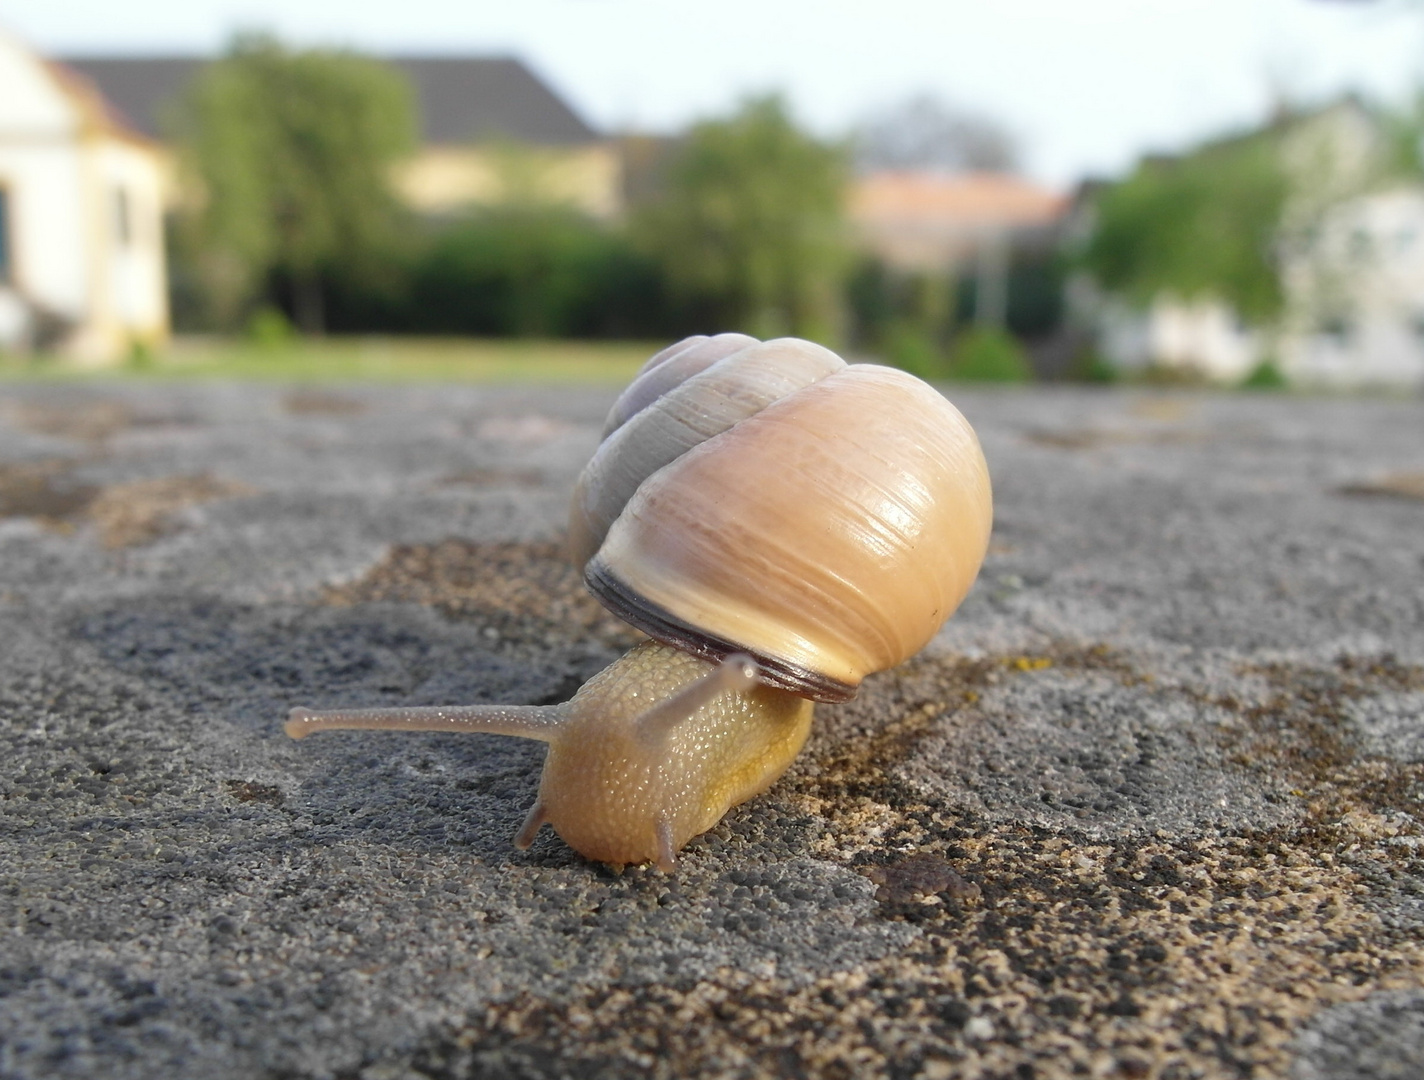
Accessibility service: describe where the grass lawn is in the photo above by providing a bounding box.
[0,336,661,384]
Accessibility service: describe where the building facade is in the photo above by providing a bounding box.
[1091,103,1424,389]
[0,29,170,362]
[62,54,623,222]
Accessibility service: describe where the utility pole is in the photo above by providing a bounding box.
[974,226,1009,327]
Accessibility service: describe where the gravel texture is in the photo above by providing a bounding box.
[0,380,1421,1079]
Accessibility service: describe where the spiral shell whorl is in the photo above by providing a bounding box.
[567,336,846,569]
[571,337,993,703]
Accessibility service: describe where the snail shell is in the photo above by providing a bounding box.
[571,335,993,703]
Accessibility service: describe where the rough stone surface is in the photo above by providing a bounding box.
[0,381,1422,1079]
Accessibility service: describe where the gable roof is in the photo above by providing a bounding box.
[56,54,599,145]
[0,28,152,146]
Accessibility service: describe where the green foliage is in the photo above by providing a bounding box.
[633,96,851,342]
[1384,92,1424,181]
[245,306,296,348]
[406,208,668,338]
[1136,363,1210,387]
[1064,347,1119,384]
[849,254,1067,376]
[124,339,156,372]
[1082,135,1289,324]
[847,258,957,377]
[1240,358,1288,389]
[171,33,417,332]
[883,322,949,380]
[845,258,899,348]
[946,326,1032,382]
[956,256,1066,337]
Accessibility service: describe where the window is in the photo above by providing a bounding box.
[1318,314,1353,344]
[1348,227,1373,261]
[1411,312,1424,344]
[0,186,11,283]
[113,186,132,248]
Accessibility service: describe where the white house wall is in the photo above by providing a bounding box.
[1148,296,1258,381]
[1096,294,1259,381]
[86,138,169,348]
[0,28,170,361]
[0,31,91,325]
[1280,187,1424,389]
[1092,104,1424,388]
[0,142,91,320]
[0,33,73,134]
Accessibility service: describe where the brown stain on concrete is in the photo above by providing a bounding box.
[1336,472,1424,502]
[1222,655,1424,822]
[434,467,547,488]
[282,390,369,416]
[321,539,639,651]
[10,399,132,443]
[86,475,257,548]
[0,462,253,546]
[0,460,98,527]
[1024,428,1208,451]
[223,779,285,806]
[399,647,1424,1080]
[863,853,981,905]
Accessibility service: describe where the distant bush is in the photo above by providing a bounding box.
[408,208,671,338]
[1136,363,1211,387]
[883,322,949,380]
[956,256,1065,338]
[1064,346,1119,384]
[124,338,157,372]
[946,326,1032,382]
[1240,358,1288,389]
[246,305,297,347]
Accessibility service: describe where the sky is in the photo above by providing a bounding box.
[3,0,1422,188]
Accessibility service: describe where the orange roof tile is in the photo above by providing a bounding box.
[849,171,1067,229]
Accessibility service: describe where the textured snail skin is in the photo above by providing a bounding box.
[534,642,811,867]
[284,335,990,872]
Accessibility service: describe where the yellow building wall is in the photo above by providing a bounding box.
[394,142,623,219]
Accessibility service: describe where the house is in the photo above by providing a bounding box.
[1087,101,1424,389]
[848,170,1066,274]
[60,54,622,220]
[1276,185,1424,388]
[0,28,170,362]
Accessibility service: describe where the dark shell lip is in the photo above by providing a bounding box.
[585,559,859,704]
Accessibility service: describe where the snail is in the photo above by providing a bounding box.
[285,335,992,872]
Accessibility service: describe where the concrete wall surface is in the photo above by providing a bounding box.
[0,381,1421,1079]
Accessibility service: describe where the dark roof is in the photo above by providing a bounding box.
[396,57,596,144]
[56,55,599,145]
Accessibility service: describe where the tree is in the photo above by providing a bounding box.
[409,206,666,338]
[632,96,851,341]
[172,34,416,333]
[1080,134,1289,325]
[854,95,1018,173]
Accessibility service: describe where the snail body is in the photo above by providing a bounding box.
[286,335,991,871]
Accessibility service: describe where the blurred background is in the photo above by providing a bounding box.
[1,0,1423,389]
